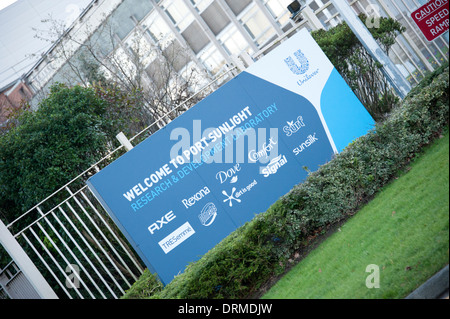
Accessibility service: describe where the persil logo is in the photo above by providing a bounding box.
[284,49,309,75]
[198,203,218,227]
[261,155,288,177]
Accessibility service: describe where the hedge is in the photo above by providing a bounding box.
[122,65,449,299]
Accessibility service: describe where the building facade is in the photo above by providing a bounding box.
[0,80,33,126]
[25,0,449,109]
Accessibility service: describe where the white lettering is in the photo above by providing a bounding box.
[148,211,176,235]
[182,187,210,208]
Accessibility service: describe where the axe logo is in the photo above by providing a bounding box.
[148,211,176,235]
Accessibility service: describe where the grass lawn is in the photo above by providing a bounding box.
[262,132,449,299]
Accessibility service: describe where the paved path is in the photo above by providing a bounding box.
[406,265,449,299]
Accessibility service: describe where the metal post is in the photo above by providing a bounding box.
[0,219,58,299]
[116,132,134,151]
[302,6,325,31]
[330,0,411,99]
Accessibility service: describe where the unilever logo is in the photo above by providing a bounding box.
[284,49,309,75]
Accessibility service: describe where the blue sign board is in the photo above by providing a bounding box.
[87,29,375,285]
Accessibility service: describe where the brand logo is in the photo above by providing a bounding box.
[222,188,241,207]
[283,116,305,137]
[248,137,278,162]
[216,164,241,184]
[148,211,176,235]
[261,155,288,177]
[198,203,218,227]
[284,49,309,75]
[222,180,258,207]
[182,187,210,208]
[158,222,195,254]
[293,133,318,156]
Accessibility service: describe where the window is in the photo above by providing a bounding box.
[112,47,137,80]
[198,43,226,75]
[182,21,210,54]
[180,61,210,91]
[162,0,194,32]
[218,25,252,56]
[263,0,291,26]
[190,0,213,12]
[125,31,155,68]
[225,0,252,16]
[200,1,230,36]
[240,5,275,46]
[142,13,175,50]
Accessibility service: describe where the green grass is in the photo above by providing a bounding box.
[262,132,449,299]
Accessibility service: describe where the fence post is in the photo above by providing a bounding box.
[0,219,58,299]
[116,132,134,152]
[330,0,412,99]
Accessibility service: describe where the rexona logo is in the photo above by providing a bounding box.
[283,116,305,137]
[284,49,309,75]
[148,211,176,235]
[182,187,210,209]
[198,202,218,227]
[261,155,288,177]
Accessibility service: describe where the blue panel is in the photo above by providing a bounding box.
[320,69,375,152]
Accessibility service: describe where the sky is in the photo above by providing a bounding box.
[0,0,92,89]
[0,0,18,11]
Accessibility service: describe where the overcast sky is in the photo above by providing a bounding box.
[0,0,92,89]
[0,0,19,11]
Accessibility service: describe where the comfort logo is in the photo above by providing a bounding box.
[284,49,309,75]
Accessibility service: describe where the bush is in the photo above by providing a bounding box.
[312,15,406,121]
[122,66,449,299]
[0,84,114,222]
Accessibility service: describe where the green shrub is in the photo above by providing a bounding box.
[312,15,406,121]
[0,84,113,221]
[122,66,449,299]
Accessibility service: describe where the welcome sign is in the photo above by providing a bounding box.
[87,29,375,285]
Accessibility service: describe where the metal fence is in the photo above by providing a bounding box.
[0,0,448,299]
[0,68,237,299]
[0,260,41,299]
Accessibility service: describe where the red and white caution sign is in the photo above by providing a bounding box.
[411,0,449,41]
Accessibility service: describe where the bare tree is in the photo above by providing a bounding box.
[32,14,214,137]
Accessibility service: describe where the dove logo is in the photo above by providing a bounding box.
[283,116,306,137]
[216,164,241,184]
[284,49,309,75]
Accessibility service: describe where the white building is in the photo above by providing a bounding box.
[24,0,449,107]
